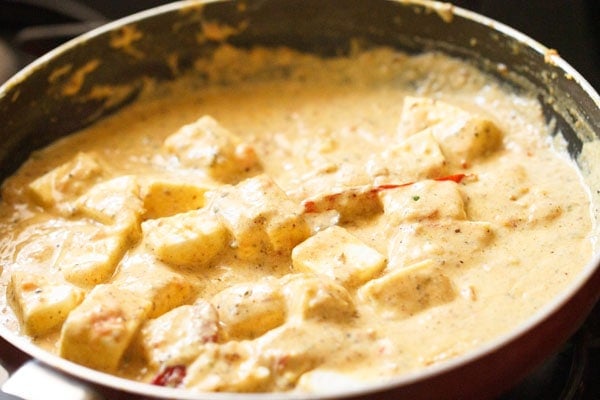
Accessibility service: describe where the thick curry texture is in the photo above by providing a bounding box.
[0,46,594,393]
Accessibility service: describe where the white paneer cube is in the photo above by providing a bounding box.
[252,323,347,390]
[397,97,502,166]
[140,175,214,219]
[184,341,269,392]
[28,152,104,211]
[212,278,286,339]
[140,300,220,367]
[358,259,456,318]
[115,254,196,318]
[142,208,229,268]
[281,273,356,322]
[380,180,467,223]
[75,176,143,235]
[7,271,85,336]
[388,220,495,269]
[163,115,260,183]
[207,174,310,261]
[59,284,152,371]
[367,130,447,184]
[57,224,132,287]
[397,96,472,137]
[429,116,502,165]
[291,226,386,288]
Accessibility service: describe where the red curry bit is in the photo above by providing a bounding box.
[303,200,318,213]
[151,365,187,387]
[434,173,467,184]
[370,173,468,193]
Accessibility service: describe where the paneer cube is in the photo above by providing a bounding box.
[367,130,447,184]
[7,271,85,336]
[256,321,330,390]
[207,174,310,260]
[387,220,495,269]
[115,253,196,318]
[380,180,467,223]
[397,96,503,166]
[140,300,219,367]
[397,96,472,137]
[28,152,104,211]
[253,323,345,390]
[184,341,269,392]
[281,273,356,322]
[140,175,213,219]
[358,259,456,318]
[185,324,341,391]
[430,117,502,165]
[59,284,152,371]
[74,176,143,236]
[58,224,132,287]
[142,208,229,268]
[291,226,386,288]
[163,115,260,183]
[212,278,286,339]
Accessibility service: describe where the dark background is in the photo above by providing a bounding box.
[456,0,599,91]
[0,0,598,90]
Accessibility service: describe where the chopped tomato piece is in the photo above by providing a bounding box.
[151,365,186,387]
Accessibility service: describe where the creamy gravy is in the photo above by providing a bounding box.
[0,46,594,393]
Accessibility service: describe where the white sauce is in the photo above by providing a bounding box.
[0,46,594,393]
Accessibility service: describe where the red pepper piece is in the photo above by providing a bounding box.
[151,365,187,387]
[434,173,467,183]
[370,173,467,193]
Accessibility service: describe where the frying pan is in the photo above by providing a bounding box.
[0,1,599,399]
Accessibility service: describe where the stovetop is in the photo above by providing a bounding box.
[0,1,598,399]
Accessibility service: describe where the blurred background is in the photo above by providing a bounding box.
[0,0,598,89]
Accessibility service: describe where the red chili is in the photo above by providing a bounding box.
[151,365,187,387]
[434,173,467,183]
[369,182,412,193]
[369,173,467,193]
